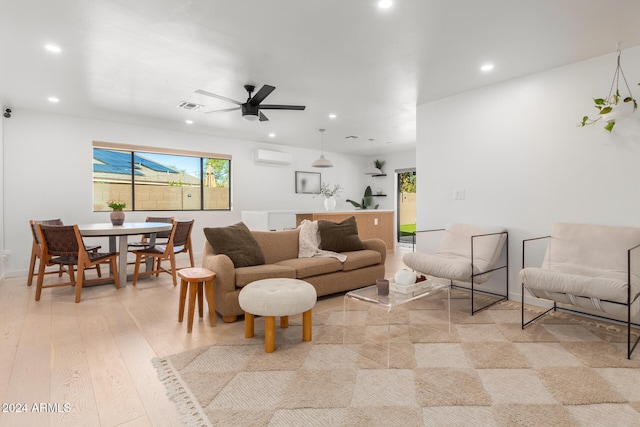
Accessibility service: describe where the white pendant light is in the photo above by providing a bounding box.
[312,128,334,168]
[364,138,382,175]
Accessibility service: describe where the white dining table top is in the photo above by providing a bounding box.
[77,222,173,236]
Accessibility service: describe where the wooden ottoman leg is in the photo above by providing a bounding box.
[265,316,276,353]
[245,313,255,338]
[204,279,215,326]
[302,309,312,342]
[187,282,198,333]
[178,279,188,322]
[280,316,288,329]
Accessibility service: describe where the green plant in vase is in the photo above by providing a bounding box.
[578,48,639,132]
[107,200,126,225]
[107,201,126,210]
[374,159,386,174]
[346,186,379,210]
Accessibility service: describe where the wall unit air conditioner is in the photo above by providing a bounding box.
[255,149,292,165]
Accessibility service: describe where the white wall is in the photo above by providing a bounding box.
[2,109,379,276]
[416,45,640,301]
[0,113,4,279]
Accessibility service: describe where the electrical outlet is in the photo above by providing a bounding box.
[454,189,465,200]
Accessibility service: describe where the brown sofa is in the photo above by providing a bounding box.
[202,227,386,322]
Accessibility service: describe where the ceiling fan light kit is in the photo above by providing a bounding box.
[198,84,305,122]
[312,128,334,168]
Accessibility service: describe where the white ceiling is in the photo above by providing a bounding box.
[2,0,640,155]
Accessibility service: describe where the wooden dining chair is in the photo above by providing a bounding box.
[132,219,195,287]
[28,219,103,286]
[127,216,175,250]
[28,219,66,286]
[35,224,120,302]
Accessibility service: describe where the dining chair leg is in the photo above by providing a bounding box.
[75,264,85,303]
[35,259,46,301]
[27,247,37,286]
[188,249,195,268]
[170,254,177,286]
[133,253,142,285]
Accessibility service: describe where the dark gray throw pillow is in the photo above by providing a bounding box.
[318,216,364,252]
[203,222,265,268]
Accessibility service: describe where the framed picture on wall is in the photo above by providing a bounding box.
[295,171,321,194]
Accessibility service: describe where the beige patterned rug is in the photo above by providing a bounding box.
[153,290,640,426]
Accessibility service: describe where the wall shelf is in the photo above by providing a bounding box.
[372,194,387,197]
[372,173,387,177]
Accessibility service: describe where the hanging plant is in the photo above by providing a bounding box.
[579,47,638,132]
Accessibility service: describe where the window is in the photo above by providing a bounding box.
[92,142,231,211]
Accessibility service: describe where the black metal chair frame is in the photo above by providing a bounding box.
[413,228,509,315]
[521,236,640,359]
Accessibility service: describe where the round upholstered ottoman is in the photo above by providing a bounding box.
[238,278,317,353]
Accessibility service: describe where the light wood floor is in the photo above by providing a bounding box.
[0,246,410,427]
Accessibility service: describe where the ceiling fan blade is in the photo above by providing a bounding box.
[195,89,242,105]
[204,106,241,114]
[259,104,306,110]
[259,111,269,121]
[249,85,276,106]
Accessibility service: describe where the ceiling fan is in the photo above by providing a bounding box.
[196,84,305,122]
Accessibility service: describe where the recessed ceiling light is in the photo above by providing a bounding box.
[269,133,276,138]
[185,120,193,124]
[329,113,337,119]
[378,0,393,9]
[480,63,494,72]
[48,97,59,103]
[45,44,62,53]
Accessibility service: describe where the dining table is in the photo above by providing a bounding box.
[78,222,173,286]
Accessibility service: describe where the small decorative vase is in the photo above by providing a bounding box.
[324,197,337,211]
[110,209,125,226]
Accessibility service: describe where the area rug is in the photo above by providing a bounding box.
[153,291,640,426]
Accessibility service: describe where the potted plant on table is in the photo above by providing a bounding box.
[316,182,343,211]
[108,200,126,226]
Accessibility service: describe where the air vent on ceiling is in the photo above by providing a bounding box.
[176,101,204,111]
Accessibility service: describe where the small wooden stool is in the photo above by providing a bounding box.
[177,267,216,333]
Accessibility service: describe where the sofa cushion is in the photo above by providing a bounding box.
[235,264,296,287]
[252,229,300,264]
[203,222,265,268]
[276,257,342,279]
[318,216,364,252]
[341,249,382,272]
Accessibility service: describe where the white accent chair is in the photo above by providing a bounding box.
[520,222,640,359]
[403,223,509,314]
